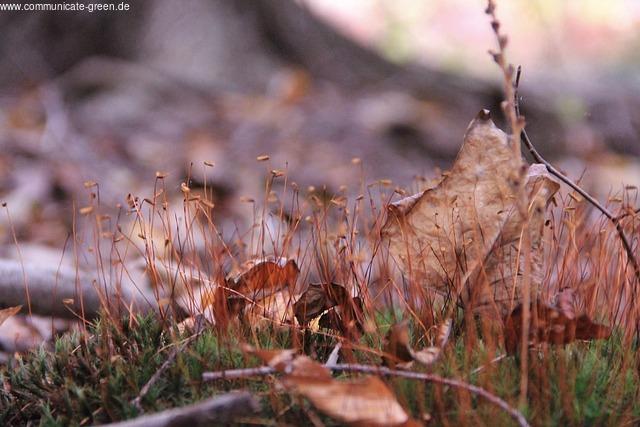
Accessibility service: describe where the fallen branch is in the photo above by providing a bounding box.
[202,363,529,427]
[202,366,274,381]
[100,392,258,427]
[0,259,155,319]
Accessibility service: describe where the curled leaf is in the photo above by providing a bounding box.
[0,306,21,328]
[227,257,299,299]
[293,283,334,324]
[410,347,442,367]
[504,296,611,354]
[384,321,415,368]
[242,344,298,372]
[294,283,363,336]
[384,319,451,368]
[242,290,295,326]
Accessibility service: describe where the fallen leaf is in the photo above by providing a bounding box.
[293,283,334,324]
[240,346,420,426]
[285,354,414,426]
[410,347,442,367]
[383,321,414,368]
[242,344,298,371]
[384,319,451,368]
[190,257,300,326]
[555,287,577,320]
[504,296,611,354]
[288,355,333,380]
[0,306,21,328]
[382,110,559,317]
[227,257,299,301]
[293,282,350,324]
[294,283,364,336]
[471,164,559,316]
[243,290,295,327]
[574,315,612,340]
[286,375,413,426]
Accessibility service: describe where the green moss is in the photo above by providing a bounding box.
[1,313,638,426]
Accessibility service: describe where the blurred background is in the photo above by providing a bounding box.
[0,0,639,301]
[1,0,639,238]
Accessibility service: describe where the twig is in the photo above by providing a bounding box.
[131,318,205,411]
[329,364,529,427]
[202,366,275,381]
[202,363,530,427]
[100,392,258,427]
[470,354,508,375]
[485,0,531,408]
[325,342,342,366]
[513,67,640,285]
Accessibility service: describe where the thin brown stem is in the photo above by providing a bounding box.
[513,69,640,285]
[485,0,531,407]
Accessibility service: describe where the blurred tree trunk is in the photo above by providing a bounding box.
[0,0,637,156]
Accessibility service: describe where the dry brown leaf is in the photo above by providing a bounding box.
[293,282,351,323]
[383,321,415,368]
[574,315,612,341]
[0,306,22,328]
[317,298,364,337]
[184,257,298,326]
[240,345,420,426]
[294,283,364,336]
[286,375,413,426]
[243,290,295,327]
[384,319,451,368]
[555,287,577,320]
[471,164,560,316]
[382,110,559,317]
[227,257,299,301]
[504,296,611,354]
[242,344,298,372]
[293,283,336,324]
[288,355,333,380]
[410,347,441,366]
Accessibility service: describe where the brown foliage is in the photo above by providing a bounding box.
[293,282,364,336]
[243,346,420,426]
[382,110,559,317]
[384,319,452,368]
[504,293,611,354]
